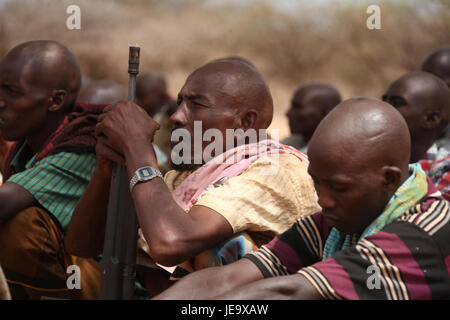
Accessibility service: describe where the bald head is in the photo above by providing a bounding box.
[421,46,450,88]
[383,72,450,140]
[136,71,168,116]
[293,82,341,113]
[188,59,273,129]
[382,72,450,162]
[307,97,411,234]
[210,56,257,70]
[137,72,166,93]
[3,40,81,111]
[78,80,127,104]
[287,82,341,139]
[310,97,411,174]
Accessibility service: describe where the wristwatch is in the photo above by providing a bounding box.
[129,166,163,192]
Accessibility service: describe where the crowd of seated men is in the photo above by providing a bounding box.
[0,40,449,300]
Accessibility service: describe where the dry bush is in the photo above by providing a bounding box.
[332,0,450,96]
[0,0,448,137]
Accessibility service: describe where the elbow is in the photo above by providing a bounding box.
[147,232,187,267]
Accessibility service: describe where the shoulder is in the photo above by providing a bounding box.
[395,197,450,237]
[37,151,96,167]
[241,153,310,180]
[32,151,97,181]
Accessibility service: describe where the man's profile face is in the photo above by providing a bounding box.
[307,144,388,235]
[286,90,323,136]
[169,69,240,169]
[382,79,428,138]
[0,56,49,141]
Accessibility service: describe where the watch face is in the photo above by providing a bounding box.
[139,167,152,178]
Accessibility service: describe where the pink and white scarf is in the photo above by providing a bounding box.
[171,139,309,211]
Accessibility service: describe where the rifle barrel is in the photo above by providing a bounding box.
[100,46,140,300]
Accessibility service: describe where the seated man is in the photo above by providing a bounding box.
[383,72,450,200]
[422,46,450,88]
[77,79,127,104]
[282,82,341,152]
[136,71,171,118]
[136,71,174,161]
[421,46,450,149]
[0,40,104,299]
[155,97,450,300]
[77,78,169,173]
[66,59,320,296]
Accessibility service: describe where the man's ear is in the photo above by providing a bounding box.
[422,111,441,130]
[381,166,402,193]
[47,90,67,112]
[241,108,258,130]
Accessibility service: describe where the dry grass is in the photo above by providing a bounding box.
[0,0,449,138]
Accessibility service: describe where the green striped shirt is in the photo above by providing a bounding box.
[7,146,97,230]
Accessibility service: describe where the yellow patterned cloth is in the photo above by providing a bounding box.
[193,153,320,240]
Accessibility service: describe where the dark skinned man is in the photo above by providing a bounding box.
[422,46,450,149]
[0,40,104,299]
[383,72,450,201]
[282,82,341,152]
[135,71,170,117]
[77,79,127,104]
[66,59,320,296]
[155,97,450,300]
[135,71,175,163]
[422,46,450,88]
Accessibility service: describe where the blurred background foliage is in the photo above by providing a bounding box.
[0,0,448,137]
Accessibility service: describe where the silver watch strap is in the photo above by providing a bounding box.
[129,166,163,192]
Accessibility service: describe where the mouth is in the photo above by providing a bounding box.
[322,212,340,226]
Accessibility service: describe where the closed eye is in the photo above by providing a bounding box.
[192,101,208,108]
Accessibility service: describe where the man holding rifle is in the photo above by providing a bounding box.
[66,58,320,296]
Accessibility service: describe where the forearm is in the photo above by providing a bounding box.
[125,146,217,265]
[155,259,263,300]
[0,182,36,224]
[216,274,323,300]
[65,166,111,257]
[131,177,204,265]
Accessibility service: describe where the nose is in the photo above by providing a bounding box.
[317,187,336,210]
[169,102,189,127]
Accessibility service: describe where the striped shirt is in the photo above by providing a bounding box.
[245,188,450,300]
[7,143,96,230]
